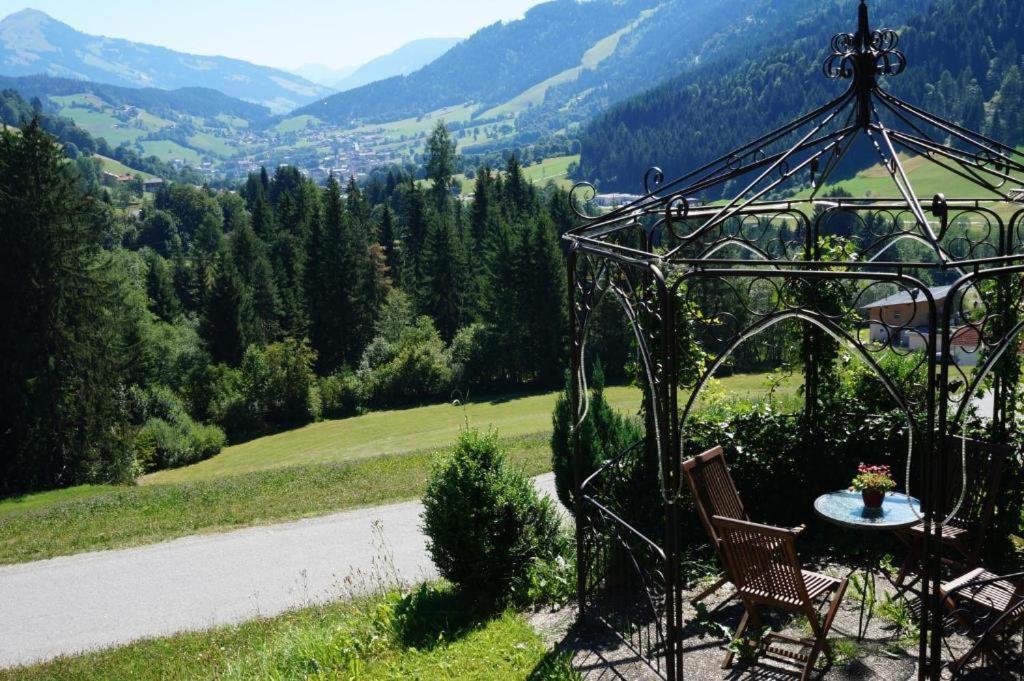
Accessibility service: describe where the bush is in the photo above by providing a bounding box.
[127,384,227,471]
[241,339,321,428]
[551,362,644,513]
[319,370,364,419]
[359,316,454,406]
[422,429,564,604]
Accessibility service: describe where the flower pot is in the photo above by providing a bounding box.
[862,490,884,509]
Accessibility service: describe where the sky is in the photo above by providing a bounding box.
[0,0,546,72]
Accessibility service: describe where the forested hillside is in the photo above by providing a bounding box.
[0,118,620,496]
[293,0,654,125]
[0,75,271,124]
[578,0,1024,192]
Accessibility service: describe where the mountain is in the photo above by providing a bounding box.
[292,0,657,125]
[0,9,332,113]
[328,38,461,92]
[292,63,357,88]
[288,0,936,163]
[576,0,1022,192]
[0,74,270,123]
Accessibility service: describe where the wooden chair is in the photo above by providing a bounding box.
[682,445,750,606]
[712,516,848,681]
[896,436,1011,588]
[941,568,1024,675]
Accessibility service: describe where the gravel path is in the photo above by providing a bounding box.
[0,473,558,669]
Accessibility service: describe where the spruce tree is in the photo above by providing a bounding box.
[425,120,456,211]
[0,119,133,493]
[420,212,467,342]
[204,245,250,365]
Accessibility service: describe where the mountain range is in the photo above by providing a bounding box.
[0,9,331,113]
[0,0,1020,198]
[297,38,461,92]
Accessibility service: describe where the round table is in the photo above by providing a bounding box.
[813,490,921,640]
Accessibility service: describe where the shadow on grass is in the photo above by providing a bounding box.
[392,583,491,650]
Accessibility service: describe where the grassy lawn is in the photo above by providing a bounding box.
[454,154,580,197]
[147,384,638,485]
[0,434,551,565]
[274,114,321,134]
[0,584,572,680]
[0,373,796,564]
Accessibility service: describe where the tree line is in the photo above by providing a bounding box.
[0,119,613,497]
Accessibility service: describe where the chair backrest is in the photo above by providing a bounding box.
[711,515,810,609]
[940,436,1010,543]
[682,446,749,554]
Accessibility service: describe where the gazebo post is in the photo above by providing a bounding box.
[567,247,586,618]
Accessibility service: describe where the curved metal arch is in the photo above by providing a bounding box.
[945,265,1024,424]
[570,255,673,498]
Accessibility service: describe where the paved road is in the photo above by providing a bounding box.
[0,473,558,669]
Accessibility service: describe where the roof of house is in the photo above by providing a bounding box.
[861,285,953,310]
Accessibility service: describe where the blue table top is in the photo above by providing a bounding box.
[813,490,922,530]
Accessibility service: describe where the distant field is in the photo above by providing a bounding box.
[140,139,204,165]
[94,154,158,180]
[144,382,639,485]
[51,94,173,147]
[454,154,580,196]
[274,114,320,134]
[797,152,1006,200]
[186,131,239,157]
[351,103,477,138]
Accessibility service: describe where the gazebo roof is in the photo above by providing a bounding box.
[565,0,1024,269]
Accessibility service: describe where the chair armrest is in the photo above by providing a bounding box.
[791,524,806,536]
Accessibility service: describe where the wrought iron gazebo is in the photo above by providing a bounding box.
[564,2,1024,678]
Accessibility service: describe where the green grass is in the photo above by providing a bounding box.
[453,154,580,197]
[0,584,574,680]
[796,152,1006,200]
[94,154,158,180]
[274,114,321,134]
[139,140,204,165]
[187,131,239,157]
[0,435,551,565]
[0,373,796,564]
[146,385,639,485]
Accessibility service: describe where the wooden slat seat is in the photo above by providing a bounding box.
[940,567,1024,674]
[713,516,848,680]
[896,437,1010,589]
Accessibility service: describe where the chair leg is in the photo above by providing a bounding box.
[722,608,750,669]
[691,574,730,607]
[801,579,848,681]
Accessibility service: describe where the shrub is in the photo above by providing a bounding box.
[319,369,364,419]
[127,384,227,471]
[135,415,226,470]
[551,362,644,513]
[422,429,564,604]
[241,338,321,428]
[360,316,453,406]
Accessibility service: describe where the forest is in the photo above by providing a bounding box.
[0,115,621,497]
[578,0,1024,192]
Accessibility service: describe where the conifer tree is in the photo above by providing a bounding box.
[0,119,132,493]
[146,252,180,322]
[204,245,250,365]
[420,212,467,342]
[425,120,456,211]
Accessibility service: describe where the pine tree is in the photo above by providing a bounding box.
[425,120,456,211]
[204,245,250,365]
[231,220,280,343]
[0,119,133,493]
[146,252,181,322]
[420,212,467,342]
[521,217,567,385]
